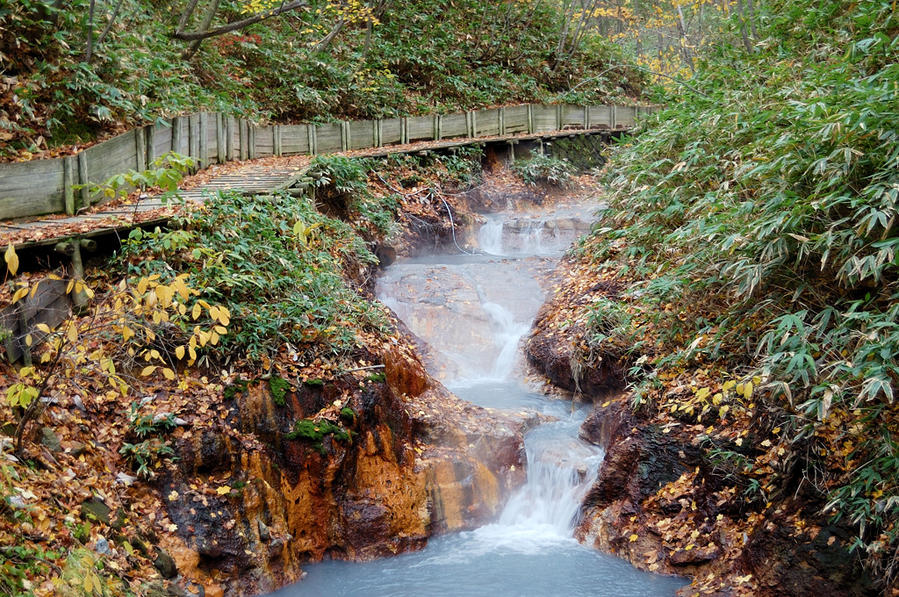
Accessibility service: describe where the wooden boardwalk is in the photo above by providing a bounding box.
[0,127,618,252]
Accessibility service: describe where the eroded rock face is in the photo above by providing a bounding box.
[159,341,528,596]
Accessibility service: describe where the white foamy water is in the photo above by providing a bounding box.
[273,200,685,597]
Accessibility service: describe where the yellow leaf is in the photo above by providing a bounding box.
[192,303,202,320]
[175,346,186,360]
[35,323,51,334]
[4,243,19,276]
[11,286,29,302]
[24,334,32,347]
[629,534,639,542]
[216,486,232,495]
[162,368,176,380]
[66,323,77,344]
[743,381,754,399]
[122,326,135,342]
[137,277,149,295]
[141,366,157,376]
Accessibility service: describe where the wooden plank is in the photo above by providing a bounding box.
[77,151,89,210]
[407,115,434,142]
[615,105,636,127]
[254,125,274,157]
[0,277,70,364]
[314,122,342,153]
[562,104,587,129]
[533,105,558,132]
[215,113,225,163]
[440,113,467,139]
[273,125,282,156]
[280,124,310,155]
[589,105,612,128]
[349,120,376,150]
[171,116,184,154]
[152,121,172,160]
[504,105,528,134]
[63,157,75,215]
[248,123,257,159]
[135,127,146,172]
[225,116,235,161]
[0,159,66,220]
[475,108,500,136]
[198,113,209,168]
[380,118,402,145]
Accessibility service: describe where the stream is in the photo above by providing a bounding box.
[274,199,686,596]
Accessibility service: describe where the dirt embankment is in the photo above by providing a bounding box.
[525,250,876,597]
[0,160,539,597]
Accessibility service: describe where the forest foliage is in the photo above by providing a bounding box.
[0,0,640,158]
[591,0,899,585]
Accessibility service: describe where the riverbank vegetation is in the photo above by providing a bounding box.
[0,0,640,159]
[0,149,484,594]
[576,0,898,590]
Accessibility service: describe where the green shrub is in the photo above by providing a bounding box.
[120,190,387,360]
[512,154,576,187]
[593,0,898,584]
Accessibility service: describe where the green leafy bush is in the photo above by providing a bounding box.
[120,190,386,360]
[593,0,898,584]
[512,154,576,187]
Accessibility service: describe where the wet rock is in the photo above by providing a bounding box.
[742,516,875,596]
[525,329,625,397]
[7,495,26,509]
[154,547,178,579]
[66,441,86,456]
[669,545,719,566]
[94,536,110,555]
[375,244,397,267]
[40,427,62,452]
[257,520,271,543]
[81,497,111,524]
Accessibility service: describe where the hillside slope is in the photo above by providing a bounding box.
[0,0,640,160]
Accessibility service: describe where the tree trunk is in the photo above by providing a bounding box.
[85,0,96,62]
[184,0,221,58]
[736,0,754,53]
[96,0,126,47]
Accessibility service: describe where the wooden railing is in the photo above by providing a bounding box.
[0,103,653,221]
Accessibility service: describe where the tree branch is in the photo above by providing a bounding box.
[172,0,308,41]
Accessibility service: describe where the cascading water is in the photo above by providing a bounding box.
[274,201,685,596]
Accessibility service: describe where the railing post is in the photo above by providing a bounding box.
[527,105,534,134]
[77,152,89,210]
[499,107,505,135]
[63,156,75,215]
[198,113,208,167]
[215,114,225,163]
[135,127,146,172]
[146,124,156,164]
[171,116,182,153]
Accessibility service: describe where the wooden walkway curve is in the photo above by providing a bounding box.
[0,127,622,252]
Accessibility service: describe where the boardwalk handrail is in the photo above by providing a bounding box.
[0,103,654,221]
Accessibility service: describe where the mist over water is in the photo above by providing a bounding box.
[275,202,685,597]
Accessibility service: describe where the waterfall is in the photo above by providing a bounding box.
[478,216,505,255]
